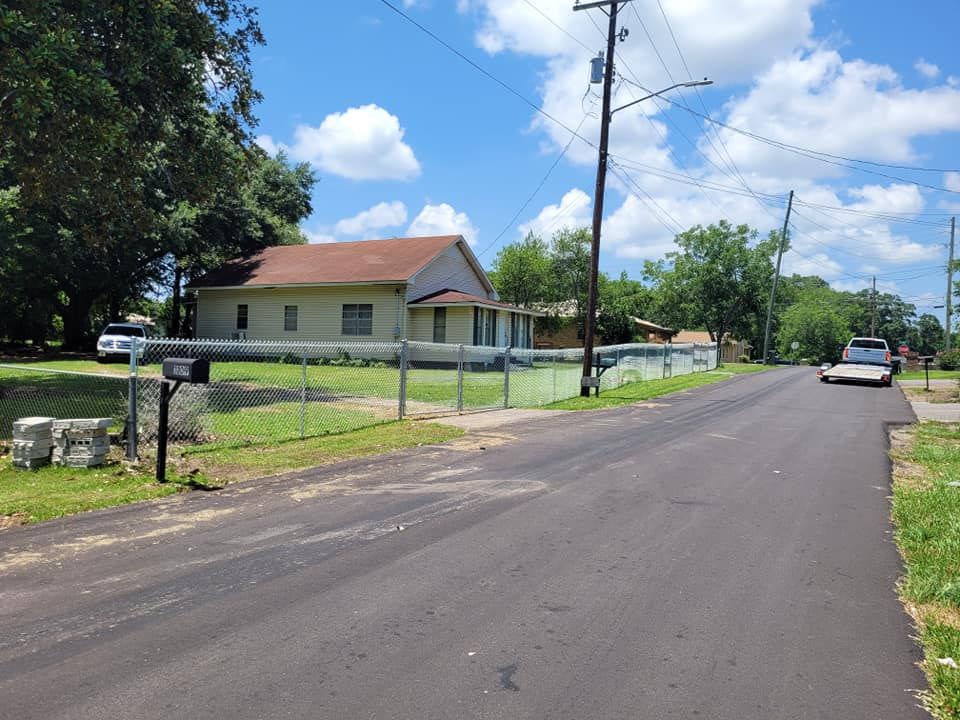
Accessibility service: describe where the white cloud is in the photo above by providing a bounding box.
[283,104,421,181]
[407,203,479,245]
[302,229,336,244]
[915,58,940,79]
[334,201,408,236]
[711,49,960,176]
[255,134,284,156]
[845,183,924,214]
[518,188,592,238]
[470,0,819,166]
[946,172,960,192]
[782,251,844,280]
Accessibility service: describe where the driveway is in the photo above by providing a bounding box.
[0,367,924,719]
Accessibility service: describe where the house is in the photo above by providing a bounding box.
[187,235,541,349]
[533,301,674,348]
[673,330,752,363]
[631,318,675,344]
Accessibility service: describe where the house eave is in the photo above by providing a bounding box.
[190,281,408,291]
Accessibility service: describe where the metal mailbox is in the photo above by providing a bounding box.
[161,358,210,384]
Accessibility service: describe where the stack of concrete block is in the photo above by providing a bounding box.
[52,418,112,468]
[11,417,56,469]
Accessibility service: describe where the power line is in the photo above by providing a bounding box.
[651,95,960,194]
[792,196,952,227]
[377,0,596,151]
[651,0,782,231]
[477,113,591,260]
[521,0,594,53]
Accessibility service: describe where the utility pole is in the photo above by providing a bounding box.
[761,190,794,364]
[870,275,877,338]
[947,216,955,352]
[575,0,622,396]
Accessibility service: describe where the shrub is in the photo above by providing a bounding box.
[737,354,750,364]
[938,349,960,371]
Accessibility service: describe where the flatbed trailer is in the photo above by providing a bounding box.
[820,362,892,386]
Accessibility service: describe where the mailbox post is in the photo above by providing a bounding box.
[918,355,934,392]
[157,358,210,483]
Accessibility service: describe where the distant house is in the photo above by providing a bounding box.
[631,318,675,344]
[533,302,674,348]
[673,330,751,363]
[188,235,540,347]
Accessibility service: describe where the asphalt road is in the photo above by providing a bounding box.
[0,368,924,719]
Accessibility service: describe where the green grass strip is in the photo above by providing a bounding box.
[541,364,774,411]
[891,422,960,718]
[899,370,960,381]
[0,421,462,526]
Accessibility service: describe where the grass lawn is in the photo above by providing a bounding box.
[542,365,774,410]
[900,370,960,381]
[890,422,960,718]
[0,420,462,526]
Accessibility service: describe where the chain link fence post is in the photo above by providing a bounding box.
[503,346,511,409]
[126,337,139,460]
[398,339,408,420]
[552,354,557,403]
[456,344,464,412]
[300,356,307,439]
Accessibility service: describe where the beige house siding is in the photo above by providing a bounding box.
[195,285,407,342]
[406,243,490,301]
[407,307,473,345]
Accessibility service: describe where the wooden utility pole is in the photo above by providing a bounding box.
[871,275,877,338]
[947,216,956,352]
[575,0,622,396]
[761,190,794,364]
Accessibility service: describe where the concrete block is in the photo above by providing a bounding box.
[12,457,51,470]
[52,418,112,432]
[60,455,106,468]
[56,446,109,459]
[12,441,53,460]
[13,430,53,443]
[12,417,55,433]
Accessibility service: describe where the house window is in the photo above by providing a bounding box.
[342,304,373,336]
[433,307,446,343]
[284,305,298,332]
[236,304,248,330]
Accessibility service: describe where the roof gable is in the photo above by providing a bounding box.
[189,236,461,289]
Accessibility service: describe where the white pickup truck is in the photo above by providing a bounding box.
[819,337,893,386]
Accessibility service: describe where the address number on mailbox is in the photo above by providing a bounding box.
[161,358,210,384]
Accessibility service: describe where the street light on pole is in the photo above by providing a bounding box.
[574,0,711,396]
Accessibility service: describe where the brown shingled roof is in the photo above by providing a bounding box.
[189,236,461,288]
[409,289,543,316]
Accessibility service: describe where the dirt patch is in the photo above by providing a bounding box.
[905,600,960,632]
[444,432,516,452]
[902,384,960,404]
[0,513,28,530]
[889,427,932,491]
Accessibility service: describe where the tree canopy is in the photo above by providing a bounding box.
[644,221,778,353]
[0,0,315,346]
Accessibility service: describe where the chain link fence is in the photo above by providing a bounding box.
[0,364,129,441]
[0,340,718,451]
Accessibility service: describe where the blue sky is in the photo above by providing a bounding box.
[250,1,960,324]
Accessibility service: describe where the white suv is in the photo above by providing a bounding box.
[96,323,148,363]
